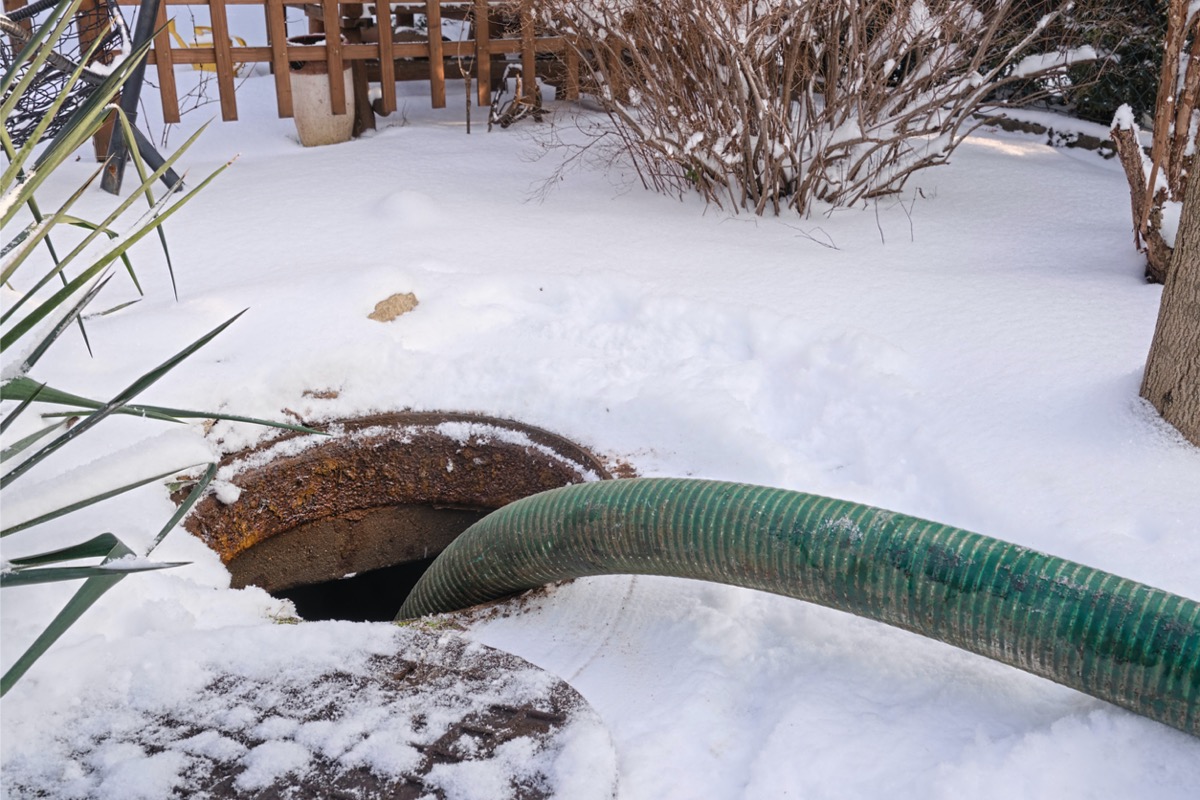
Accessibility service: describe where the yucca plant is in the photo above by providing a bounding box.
[1,0,309,695]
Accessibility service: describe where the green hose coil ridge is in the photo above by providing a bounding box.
[396,478,1200,736]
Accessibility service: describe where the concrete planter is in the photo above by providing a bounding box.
[288,34,354,147]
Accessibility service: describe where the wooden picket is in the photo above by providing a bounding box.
[474,0,490,107]
[319,0,346,115]
[376,1,396,114]
[425,0,445,108]
[265,0,293,116]
[207,0,239,119]
[151,0,180,123]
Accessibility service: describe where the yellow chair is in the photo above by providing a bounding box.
[167,19,247,75]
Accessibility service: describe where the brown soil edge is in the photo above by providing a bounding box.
[184,412,614,567]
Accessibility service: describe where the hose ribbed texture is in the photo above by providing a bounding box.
[397,478,1199,736]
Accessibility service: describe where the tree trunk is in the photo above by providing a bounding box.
[1111,125,1174,283]
[1141,162,1200,447]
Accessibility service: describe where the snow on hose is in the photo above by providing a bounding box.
[397,478,1199,736]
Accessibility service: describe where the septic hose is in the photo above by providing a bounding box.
[397,478,1199,736]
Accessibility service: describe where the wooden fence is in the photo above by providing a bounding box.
[5,0,577,133]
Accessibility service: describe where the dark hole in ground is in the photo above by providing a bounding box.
[276,555,440,622]
[227,505,490,619]
[226,505,490,622]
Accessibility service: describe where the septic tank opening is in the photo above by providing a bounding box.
[276,557,440,622]
[183,412,612,621]
[230,503,491,622]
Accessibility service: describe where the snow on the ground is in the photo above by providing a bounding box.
[3,65,1199,798]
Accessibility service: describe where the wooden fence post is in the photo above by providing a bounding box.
[377,1,397,114]
[474,0,490,106]
[342,2,374,134]
[208,0,239,119]
[519,0,535,106]
[321,0,347,115]
[266,0,293,117]
[426,0,445,108]
[152,0,180,123]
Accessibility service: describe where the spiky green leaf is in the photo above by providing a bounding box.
[0,311,246,489]
[147,463,216,554]
[0,381,45,435]
[1,466,196,537]
[0,419,69,465]
[7,532,124,565]
[0,532,133,697]
[2,561,188,588]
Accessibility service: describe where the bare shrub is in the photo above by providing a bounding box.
[529,0,1098,215]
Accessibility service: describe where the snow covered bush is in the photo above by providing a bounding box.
[533,0,1098,214]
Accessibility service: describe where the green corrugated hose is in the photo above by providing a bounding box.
[397,478,1199,736]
